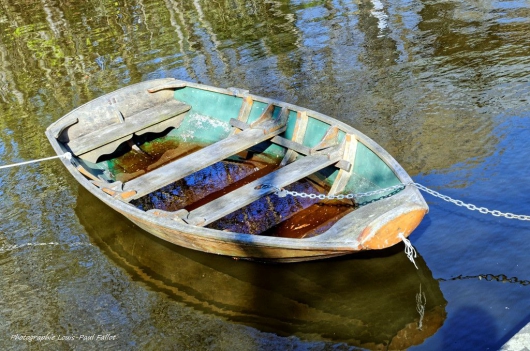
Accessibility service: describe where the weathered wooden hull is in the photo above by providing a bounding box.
[46,78,428,262]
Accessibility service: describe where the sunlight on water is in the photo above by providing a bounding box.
[0,0,529,350]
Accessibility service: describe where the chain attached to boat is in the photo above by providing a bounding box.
[269,181,530,269]
[275,183,406,202]
[438,273,530,286]
[410,182,530,221]
[272,182,530,222]
[3,152,528,222]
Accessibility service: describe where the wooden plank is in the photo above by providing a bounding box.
[281,111,308,166]
[335,159,352,172]
[270,136,311,156]
[68,100,191,156]
[250,104,275,127]
[231,118,312,155]
[147,209,189,223]
[77,165,99,181]
[230,96,254,135]
[329,134,358,196]
[121,119,288,201]
[237,96,254,122]
[311,125,340,153]
[147,81,187,93]
[185,150,343,226]
[230,118,250,131]
[292,111,309,140]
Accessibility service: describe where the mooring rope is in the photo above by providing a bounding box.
[399,233,418,269]
[0,241,93,254]
[0,152,71,170]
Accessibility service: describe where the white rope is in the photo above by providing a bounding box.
[399,233,418,269]
[416,284,426,330]
[0,241,93,254]
[0,152,71,170]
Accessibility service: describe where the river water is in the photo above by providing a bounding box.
[0,0,529,350]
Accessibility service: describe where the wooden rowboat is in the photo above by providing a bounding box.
[46,78,428,262]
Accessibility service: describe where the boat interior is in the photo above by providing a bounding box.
[54,83,403,238]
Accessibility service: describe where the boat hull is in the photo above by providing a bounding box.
[46,78,428,262]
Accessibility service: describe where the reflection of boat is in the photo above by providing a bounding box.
[76,185,446,349]
[47,78,428,262]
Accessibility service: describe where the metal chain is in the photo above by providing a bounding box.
[269,181,530,222]
[437,274,530,286]
[410,182,530,221]
[274,183,406,201]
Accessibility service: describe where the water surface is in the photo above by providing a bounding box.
[0,0,529,350]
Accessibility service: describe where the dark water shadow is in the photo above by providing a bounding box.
[75,185,447,350]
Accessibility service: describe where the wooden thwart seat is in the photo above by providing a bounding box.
[67,99,191,157]
[121,112,288,202]
[184,148,343,226]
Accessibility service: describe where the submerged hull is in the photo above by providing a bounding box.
[46,78,428,262]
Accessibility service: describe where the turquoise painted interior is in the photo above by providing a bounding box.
[303,118,329,148]
[283,110,298,140]
[171,88,284,159]
[80,87,400,196]
[246,101,270,124]
[342,143,401,200]
[174,87,243,124]
[171,87,243,143]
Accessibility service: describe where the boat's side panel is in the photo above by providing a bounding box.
[122,209,354,262]
[173,87,243,124]
[302,118,330,148]
[280,110,299,140]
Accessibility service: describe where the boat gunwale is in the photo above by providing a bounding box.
[45,78,428,257]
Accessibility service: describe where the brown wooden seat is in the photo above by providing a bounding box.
[182,148,343,226]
